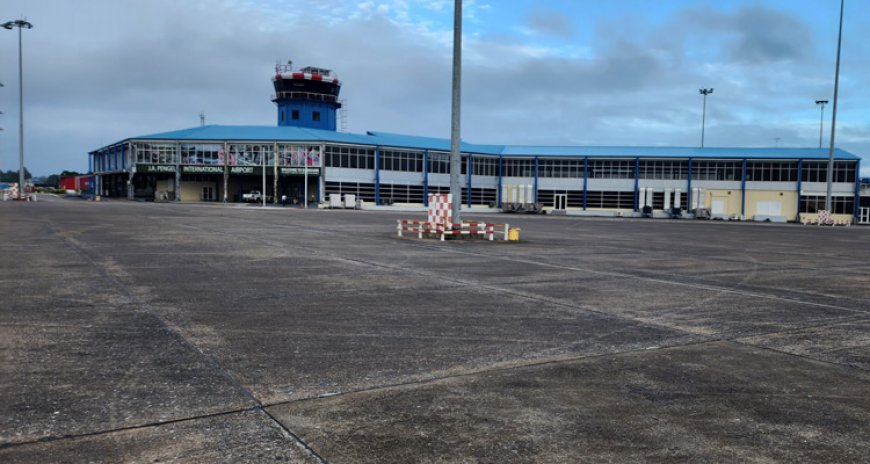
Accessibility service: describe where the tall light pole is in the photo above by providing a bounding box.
[815,100,828,149]
[825,0,844,212]
[699,88,713,148]
[3,19,33,198]
[449,0,462,226]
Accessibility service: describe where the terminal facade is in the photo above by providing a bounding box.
[89,65,865,223]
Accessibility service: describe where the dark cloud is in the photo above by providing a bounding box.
[669,4,813,65]
[526,9,574,39]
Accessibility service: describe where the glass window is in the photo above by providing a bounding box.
[472,156,499,177]
[503,159,534,177]
[428,152,451,174]
[802,161,856,183]
[800,195,854,214]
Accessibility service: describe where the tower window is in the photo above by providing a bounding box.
[313,111,321,122]
[292,110,300,120]
[280,111,285,122]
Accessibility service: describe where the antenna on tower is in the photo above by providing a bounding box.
[339,99,348,132]
[199,112,205,127]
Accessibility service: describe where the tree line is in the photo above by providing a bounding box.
[0,169,83,187]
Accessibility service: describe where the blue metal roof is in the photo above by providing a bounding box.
[499,145,860,160]
[124,125,860,160]
[135,125,372,145]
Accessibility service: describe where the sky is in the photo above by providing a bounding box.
[1,0,869,177]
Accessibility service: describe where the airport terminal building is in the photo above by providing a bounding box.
[89,65,865,223]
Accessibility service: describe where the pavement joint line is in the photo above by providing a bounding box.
[728,316,870,341]
[37,216,328,460]
[260,338,724,409]
[727,339,870,373]
[260,407,330,464]
[0,405,261,450]
[413,243,870,316]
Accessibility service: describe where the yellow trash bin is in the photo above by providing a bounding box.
[508,227,521,241]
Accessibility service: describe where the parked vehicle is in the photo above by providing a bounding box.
[242,190,272,203]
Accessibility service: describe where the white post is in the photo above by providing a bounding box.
[304,147,309,209]
[261,147,266,207]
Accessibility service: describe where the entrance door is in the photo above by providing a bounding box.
[711,198,726,215]
[554,194,567,210]
[756,201,782,216]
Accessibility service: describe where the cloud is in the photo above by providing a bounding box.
[525,9,574,39]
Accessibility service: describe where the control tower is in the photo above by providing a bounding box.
[272,63,342,131]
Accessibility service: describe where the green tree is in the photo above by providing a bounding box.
[0,169,32,182]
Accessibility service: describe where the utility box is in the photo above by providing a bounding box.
[343,194,356,209]
[329,193,342,208]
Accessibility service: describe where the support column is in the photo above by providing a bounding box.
[533,157,539,204]
[633,157,640,212]
[854,159,861,220]
[375,145,381,205]
[175,142,181,202]
[497,156,503,208]
[127,142,135,200]
[423,149,429,206]
[273,142,279,205]
[583,157,588,210]
[796,159,803,221]
[687,158,693,212]
[740,159,747,218]
[222,142,229,203]
[467,153,473,207]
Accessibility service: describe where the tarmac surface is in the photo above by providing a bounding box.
[1,197,868,463]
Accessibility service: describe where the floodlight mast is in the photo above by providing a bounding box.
[815,100,828,149]
[699,88,713,148]
[825,0,844,212]
[3,19,33,199]
[449,0,462,226]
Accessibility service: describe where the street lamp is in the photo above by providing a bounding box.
[825,0,845,213]
[815,100,828,149]
[699,88,713,148]
[3,19,34,199]
[449,0,462,225]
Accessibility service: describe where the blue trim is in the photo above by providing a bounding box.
[533,157,539,204]
[687,158,693,210]
[467,154,473,208]
[796,159,803,218]
[423,149,429,206]
[633,157,640,212]
[497,156,503,208]
[583,157,588,210]
[740,159,747,217]
[375,145,381,205]
[855,159,861,219]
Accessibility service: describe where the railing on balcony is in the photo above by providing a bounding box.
[272,91,338,103]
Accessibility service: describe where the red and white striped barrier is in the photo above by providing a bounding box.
[397,220,509,241]
[428,193,452,229]
[801,210,851,226]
